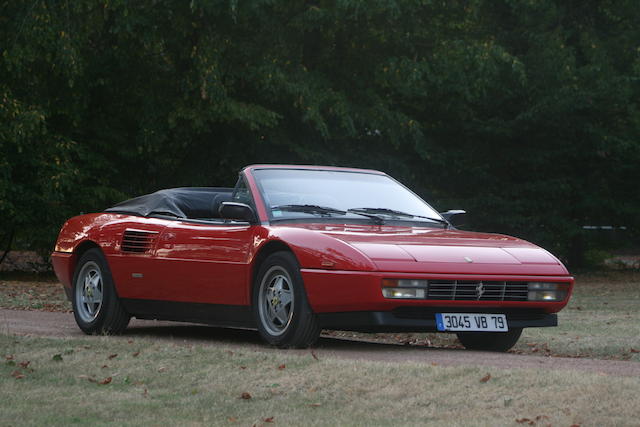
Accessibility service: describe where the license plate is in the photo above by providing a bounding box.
[435,313,508,332]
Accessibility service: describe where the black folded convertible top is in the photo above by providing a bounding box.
[104,187,233,219]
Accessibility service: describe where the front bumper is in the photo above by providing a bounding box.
[51,251,74,299]
[318,308,557,332]
[301,268,574,314]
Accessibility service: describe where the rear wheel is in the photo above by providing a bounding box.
[72,248,130,334]
[253,251,321,348]
[456,328,522,352]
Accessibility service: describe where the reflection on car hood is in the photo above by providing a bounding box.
[284,223,568,275]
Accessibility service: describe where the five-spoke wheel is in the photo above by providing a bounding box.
[72,248,130,334]
[254,251,320,348]
[258,267,295,336]
[75,261,104,323]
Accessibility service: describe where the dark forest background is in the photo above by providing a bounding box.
[1,0,639,266]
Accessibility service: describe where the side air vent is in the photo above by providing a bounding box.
[121,229,158,254]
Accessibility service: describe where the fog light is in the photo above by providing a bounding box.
[382,288,426,299]
[527,282,567,301]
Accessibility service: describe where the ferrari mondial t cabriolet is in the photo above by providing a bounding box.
[52,164,574,351]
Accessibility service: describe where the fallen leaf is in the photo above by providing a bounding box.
[311,350,319,361]
[309,403,321,407]
[570,424,581,427]
[278,364,286,370]
[515,418,533,425]
[19,361,30,368]
[5,355,14,360]
[127,339,133,344]
[102,365,108,369]
[630,348,639,353]
[431,362,438,366]
[228,417,237,422]
[132,351,140,357]
[240,392,252,400]
[11,370,25,379]
[240,366,247,370]
[157,367,166,372]
[108,354,118,360]
[480,373,491,383]
[52,354,63,361]
[264,417,274,423]
[143,388,148,397]
[99,377,112,385]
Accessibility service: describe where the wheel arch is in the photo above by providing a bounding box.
[250,240,299,303]
[69,240,103,282]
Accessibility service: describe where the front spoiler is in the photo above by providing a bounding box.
[318,309,557,332]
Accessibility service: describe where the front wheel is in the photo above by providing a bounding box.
[253,251,321,348]
[72,248,130,334]
[456,328,522,352]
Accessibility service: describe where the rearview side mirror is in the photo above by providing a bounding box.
[440,210,466,228]
[219,202,257,223]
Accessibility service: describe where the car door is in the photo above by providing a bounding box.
[105,218,170,300]
[149,219,255,305]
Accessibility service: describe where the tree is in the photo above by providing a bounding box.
[1,0,638,264]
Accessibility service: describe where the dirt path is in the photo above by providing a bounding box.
[2,308,639,377]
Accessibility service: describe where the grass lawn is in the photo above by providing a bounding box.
[1,271,640,424]
[2,333,640,426]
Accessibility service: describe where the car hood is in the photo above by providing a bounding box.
[284,223,569,276]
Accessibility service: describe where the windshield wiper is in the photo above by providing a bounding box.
[271,204,385,224]
[271,204,347,216]
[347,207,449,227]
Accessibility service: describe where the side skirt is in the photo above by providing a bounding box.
[121,299,255,329]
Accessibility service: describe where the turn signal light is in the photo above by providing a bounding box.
[381,279,428,299]
[382,288,426,299]
[527,282,568,301]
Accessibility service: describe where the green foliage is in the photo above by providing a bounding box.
[1,0,639,264]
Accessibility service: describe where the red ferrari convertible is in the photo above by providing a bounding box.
[52,164,574,351]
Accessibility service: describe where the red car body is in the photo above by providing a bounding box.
[52,165,574,348]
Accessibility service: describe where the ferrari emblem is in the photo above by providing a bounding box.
[476,282,485,300]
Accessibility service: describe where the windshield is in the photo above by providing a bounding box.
[252,168,443,225]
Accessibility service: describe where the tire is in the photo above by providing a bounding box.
[456,328,523,352]
[253,251,321,348]
[71,248,130,334]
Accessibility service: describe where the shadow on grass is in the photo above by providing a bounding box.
[121,322,464,353]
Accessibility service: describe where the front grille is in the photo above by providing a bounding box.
[121,229,158,253]
[426,280,528,301]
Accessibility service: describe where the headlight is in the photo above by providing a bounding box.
[527,282,568,301]
[381,279,428,299]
